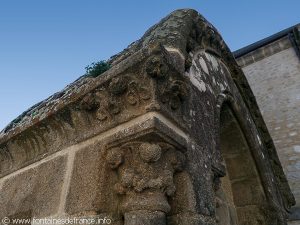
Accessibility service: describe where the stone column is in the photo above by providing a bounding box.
[106,142,185,225]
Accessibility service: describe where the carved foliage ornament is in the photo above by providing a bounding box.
[145,55,189,111]
[80,54,189,120]
[160,80,188,110]
[80,75,151,121]
[106,142,186,213]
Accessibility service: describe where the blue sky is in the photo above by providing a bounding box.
[0,0,299,130]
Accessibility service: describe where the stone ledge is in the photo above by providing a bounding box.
[0,155,67,218]
[235,36,292,67]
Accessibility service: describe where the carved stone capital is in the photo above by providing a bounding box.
[106,141,185,214]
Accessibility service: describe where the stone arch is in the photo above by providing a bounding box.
[215,95,269,225]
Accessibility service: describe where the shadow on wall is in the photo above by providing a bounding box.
[216,103,268,224]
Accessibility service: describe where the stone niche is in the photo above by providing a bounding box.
[0,9,295,225]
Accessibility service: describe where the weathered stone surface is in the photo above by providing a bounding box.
[124,211,166,225]
[65,114,188,218]
[0,8,295,225]
[0,155,67,218]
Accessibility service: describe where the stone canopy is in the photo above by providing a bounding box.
[0,9,295,225]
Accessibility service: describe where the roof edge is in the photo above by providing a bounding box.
[233,23,300,58]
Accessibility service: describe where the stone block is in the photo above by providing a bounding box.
[65,141,117,215]
[236,205,266,225]
[231,178,265,206]
[0,155,67,218]
[225,152,257,180]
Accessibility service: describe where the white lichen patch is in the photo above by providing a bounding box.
[219,83,225,91]
[257,134,262,145]
[199,57,209,74]
[212,76,216,85]
[289,131,297,137]
[192,59,201,73]
[189,64,207,92]
[220,67,224,74]
[189,110,196,118]
[204,52,219,71]
[206,83,213,93]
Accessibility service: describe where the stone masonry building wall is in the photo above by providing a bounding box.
[235,26,300,224]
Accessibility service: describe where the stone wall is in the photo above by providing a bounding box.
[235,28,300,223]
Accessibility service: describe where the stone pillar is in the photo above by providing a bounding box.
[106,142,185,225]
